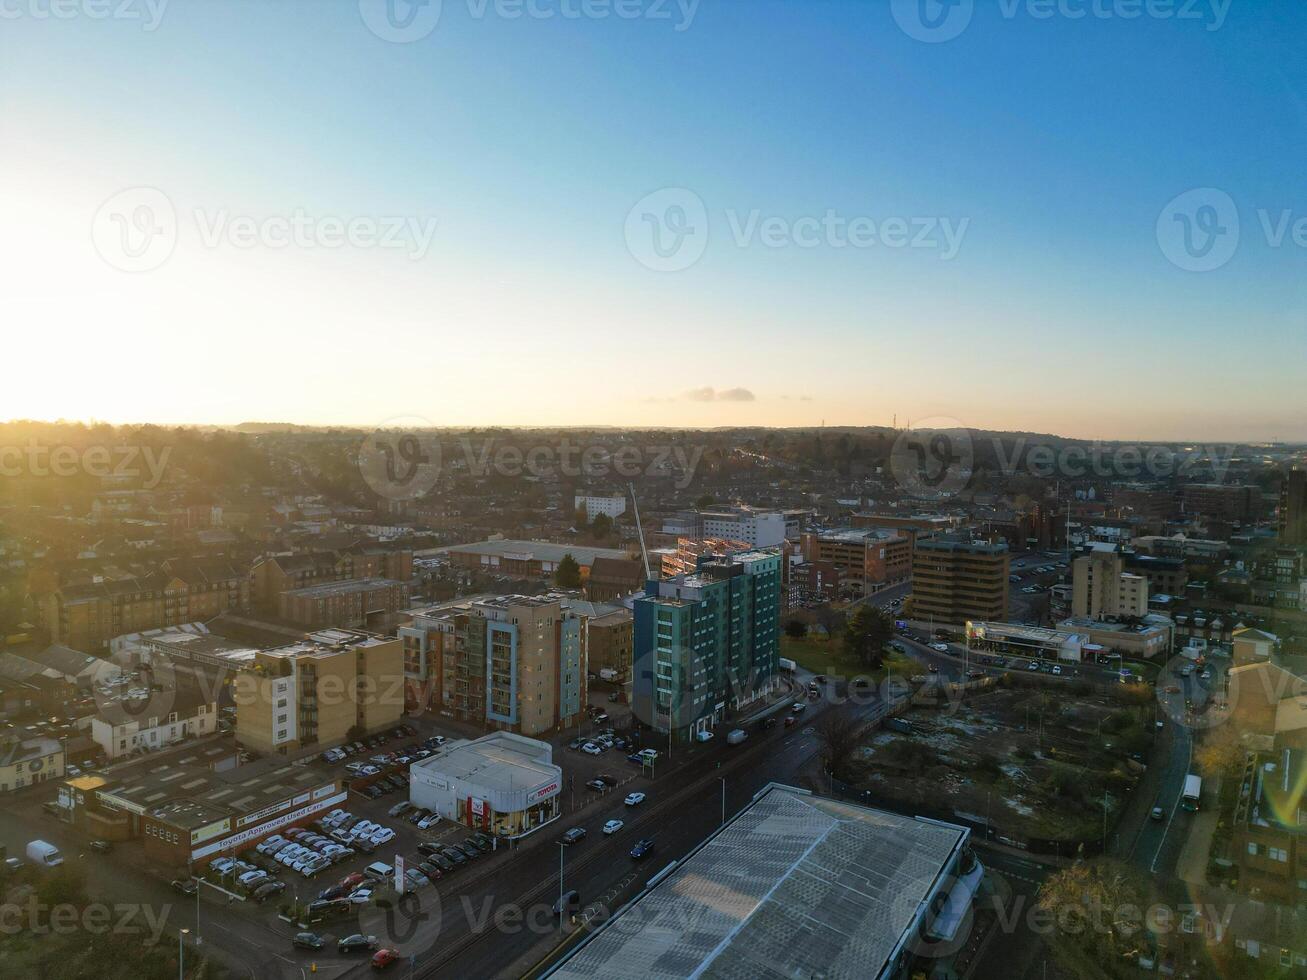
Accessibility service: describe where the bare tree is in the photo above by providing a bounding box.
[814,705,864,781]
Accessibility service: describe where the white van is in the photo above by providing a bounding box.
[26,840,63,867]
[364,861,394,882]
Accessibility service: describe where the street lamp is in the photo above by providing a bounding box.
[558,843,566,931]
[179,927,189,980]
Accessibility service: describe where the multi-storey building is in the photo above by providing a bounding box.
[90,687,217,760]
[36,559,249,653]
[906,538,1009,625]
[233,628,403,755]
[1072,545,1149,619]
[1235,748,1307,903]
[850,512,956,546]
[633,548,781,739]
[277,577,409,629]
[587,607,633,681]
[399,595,585,736]
[574,494,627,521]
[699,509,788,547]
[1282,468,1307,547]
[585,557,644,602]
[250,546,412,613]
[799,528,911,598]
[1181,483,1263,524]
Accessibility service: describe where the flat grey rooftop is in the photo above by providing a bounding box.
[549,784,965,980]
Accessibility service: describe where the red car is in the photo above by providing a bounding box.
[372,949,401,970]
[339,872,365,891]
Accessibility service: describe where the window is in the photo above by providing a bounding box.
[1249,842,1260,856]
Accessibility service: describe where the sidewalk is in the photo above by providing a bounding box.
[1175,777,1221,886]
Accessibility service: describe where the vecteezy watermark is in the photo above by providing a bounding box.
[358,0,699,43]
[625,188,969,272]
[0,441,171,489]
[890,417,975,501]
[0,898,172,942]
[357,420,707,499]
[890,423,1239,500]
[1158,187,1307,273]
[891,0,1230,43]
[92,187,438,273]
[0,0,169,30]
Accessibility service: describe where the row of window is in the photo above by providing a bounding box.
[1248,842,1290,862]
[146,824,182,845]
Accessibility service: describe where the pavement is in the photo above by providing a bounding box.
[1175,777,1222,886]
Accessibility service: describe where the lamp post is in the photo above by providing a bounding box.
[720,777,726,827]
[178,927,189,980]
[558,843,565,931]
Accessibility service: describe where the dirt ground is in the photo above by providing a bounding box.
[850,684,1155,841]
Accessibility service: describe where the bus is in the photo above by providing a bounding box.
[1181,774,1202,812]
[778,658,796,674]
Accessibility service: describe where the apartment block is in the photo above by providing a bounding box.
[399,595,586,736]
[906,538,1009,624]
[799,527,911,597]
[587,607,634,681]
[633,548,781,739]
[278,577,409,629]
[1282,468,1307,547]
[574,494,627,521]
[1181,483,1263,523]
[1072,545,1149,619]
[699,509,788,547]
[250,546,412,612]
[233,629,403,755]
[1236,748,1307,903]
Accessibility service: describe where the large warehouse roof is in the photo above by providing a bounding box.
[546,784,970,980]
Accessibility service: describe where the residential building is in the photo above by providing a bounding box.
[409,732,560,839]
[906,538,1009,625]
[851,512,956,546]
[698,508,788,547]
[399,595,586,736]
[542,783,984,980]
[1072,545,1149,619]
[438,539,631,581]
[574,494,626,522]
[633,548,781,739]
[586,607,633,681]
[799,527,911,598]
[1133,535,1229,561]
[585,556,644,602]
[1235,748,1307,902]
[233,628,404,755]
[0,735,65,793]
[277,577,409,629]
[1282,468,1307,546]
[1181,483,1263,523]
[90,686,217,760]
[1124,553,1187,598]
[250,546,412,613]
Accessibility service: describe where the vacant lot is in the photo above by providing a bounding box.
[848,683,1156,842]
[781,634,915,683]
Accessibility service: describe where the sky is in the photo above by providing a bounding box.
[1,0,1305,441]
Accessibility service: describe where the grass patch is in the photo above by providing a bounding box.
[781,635,908,682]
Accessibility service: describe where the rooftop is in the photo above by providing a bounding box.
[281,577,402,599]
[414,732,559,794]
[546,784,970,980]
[435,539,631,566]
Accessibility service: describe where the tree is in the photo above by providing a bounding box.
[555,553,582,589]
[1195,727,1246,780]
[814,705,864,781]
[843,605,895,670]
[695,494,715,509]
[784,619,808,639]
[591,512,613,538]
[1035,859,1152,973]
[574,504,589,527]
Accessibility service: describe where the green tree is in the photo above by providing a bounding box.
[843,605,895,670]
[784,619,808,639]
[695,494,715,509]
[591,512,613,538]
[555,553,582,589]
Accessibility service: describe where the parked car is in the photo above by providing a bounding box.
[171,879,198,896]
[252,881,285,902]
[338,934,378,953]
[581,743,602,756]
[88,840,112,853]
[292,932,325,950]
[586,779,606,791]
[468,832,493,851]
[388,801,414,818]
[442,847,467,866]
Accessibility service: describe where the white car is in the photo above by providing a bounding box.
[602,819,624,835]
[417,815,440,830]
[637,749,658,761]
[581,743,602,756]
[1051,665,1062,675]
[348,888,373,904]
[932,643,949,653]
[624,792,646,806]
[238,869,268,886]
[211,857,236,874]
[370,828,396,845]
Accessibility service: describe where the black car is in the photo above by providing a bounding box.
[553,890,581,917]
[318,884,346,901]
[338,934,378,953]
[252,881,285,903]
[442,847,467,866]
[560,827,587,846]
[89,840,112,853]
[456,842,480,860]
[430,853,455,872]
[418,860,443,880]
[361,785,382,800]
[468,832,493,852]
[171,879,198,896]
[417,842,444,858]
[293,932,325,950]
[630,838,655,860]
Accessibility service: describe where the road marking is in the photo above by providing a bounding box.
[1150,725,1193,874]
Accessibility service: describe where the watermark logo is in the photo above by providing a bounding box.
[0,441,171,489]
[359,0,443,42]
[625,187,709,273]
[92,187,177,273]
[890,417,974,500]
[89,657,178,741]
[357,888,440,955]
[0,0,169,30]
[1156,187,1239,272]
[358,417,443,501]
[1154,653,1229,731]
[891,0,974,43]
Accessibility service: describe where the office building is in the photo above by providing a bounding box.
[1282,468,1307,546]
[633,548,781,739]
[1181,483,1263,523]
[233,628,404,755]
[906,538,1009,624]
[799,527,911,597]
[699,508,788,547]
[409,732,560,839]
[1072,545,1148,619]
[543,783,984,980]
[851,512,956,545]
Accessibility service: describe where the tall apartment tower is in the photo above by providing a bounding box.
[1281,468,1307,546]
[906,538,1010,624]
[1072,547,1149,619]
[633,549,782,740]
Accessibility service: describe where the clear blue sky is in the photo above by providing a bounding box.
[1,0,1304,440]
